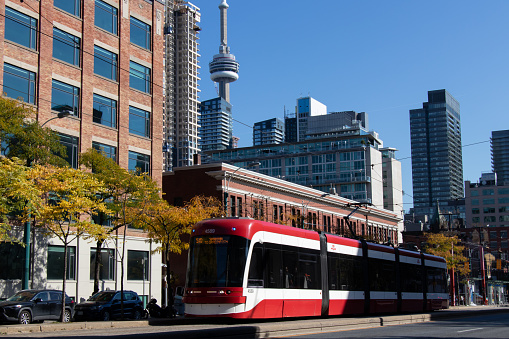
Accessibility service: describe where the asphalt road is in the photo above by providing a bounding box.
[1,307,508,339]
[274,313,509,338]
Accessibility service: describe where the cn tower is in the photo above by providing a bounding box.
[209,0,239,102]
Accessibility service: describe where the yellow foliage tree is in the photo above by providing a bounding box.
[138,196,222,305]
[30,165,109,321]
[424,232,470,277]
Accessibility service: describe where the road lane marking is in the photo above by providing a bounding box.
[457,328,484,333]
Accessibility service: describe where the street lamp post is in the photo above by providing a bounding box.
[22,110,72,290]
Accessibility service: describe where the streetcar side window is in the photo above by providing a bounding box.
[282,249,298,289]
[247,243,264,287]
[265,244,282,288]
[400,263,423,293]
[298,249,320,289]
[368,258,396,291]
[328,253,363,291]
[426,267,447,294]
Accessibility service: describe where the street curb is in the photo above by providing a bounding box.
[0,306,508,336]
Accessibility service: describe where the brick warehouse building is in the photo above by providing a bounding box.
[0,0,164,304]
[162,163,401,287]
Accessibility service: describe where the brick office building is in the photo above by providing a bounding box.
[162,163,401,286]
[0,0,164,304]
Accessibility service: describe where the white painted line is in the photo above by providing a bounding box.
[457,328,484,333]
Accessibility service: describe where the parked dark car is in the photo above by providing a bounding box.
[0,289,74,324]
[74,290,144,321]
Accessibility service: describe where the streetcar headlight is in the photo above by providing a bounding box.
[226,290,231,295]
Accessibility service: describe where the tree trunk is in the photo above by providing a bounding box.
[93,239,104,294]
[120,226,126,320]
[61,241,68,322]
[165,246,174,307]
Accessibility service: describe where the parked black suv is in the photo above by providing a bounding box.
[0,289,75,324]
[74,290,144,321]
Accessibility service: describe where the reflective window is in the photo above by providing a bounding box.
[130,16,151,50]
[93,94,116,128]
[128,151,150,174]
[94,46,117,80]
[58,133,79,169]
[51,80,80,116]
[0,243,23,280]
[129,106,150,138]
[3,63,36,104]
[54,0,81,17]
[95,0,117,35]
[90,248,115,280]
[129,61,151,93]
[127,250,148,280]
[53,28,81,66]
[92,141,116,161]
[5,7,37,50]
[47,245,76,280]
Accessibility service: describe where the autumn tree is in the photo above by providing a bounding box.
[139,196,222,306]
[29,165,109,322]
[0,157,42,243]
[424,232,470,277]
[0,96,67,167]
[80,149,162,301]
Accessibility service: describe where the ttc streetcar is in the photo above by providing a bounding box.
[183,218,448,318]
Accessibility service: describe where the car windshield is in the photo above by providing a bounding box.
[6,291,37,302]
[88,291,115,302]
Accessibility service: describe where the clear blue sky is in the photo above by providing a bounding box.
[190,0,509,212]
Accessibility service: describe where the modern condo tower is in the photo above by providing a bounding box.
[409,89,464,214]
[209,0,239,102]
[491,130,509,185]
[163,1,201,171]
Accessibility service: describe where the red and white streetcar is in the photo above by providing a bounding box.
[183,218,448,318]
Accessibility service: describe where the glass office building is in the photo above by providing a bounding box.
[199,97,233,152]
[410,89,464,214]
[491,130,509,186]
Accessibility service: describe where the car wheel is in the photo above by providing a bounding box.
[62,309,71,322]
[102,310,110,321]
[133,309,142,320]
[18,310,32,324]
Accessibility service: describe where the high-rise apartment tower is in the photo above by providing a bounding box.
[491,130,509,185]
[163,1,201,171]
[410,89,464,214]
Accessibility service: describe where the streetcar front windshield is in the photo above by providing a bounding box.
[187,235,249,287]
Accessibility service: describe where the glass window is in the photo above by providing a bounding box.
[94,45,117,80]
[130,16,151,50]
[95,0,117,35]
[499,188,509,195]
[92,141,116,161]
[127,250,148,280]
[128,151,150,174]
[3,63,36,104]
[47,245,76,280]
[53,28,80,66]
[0,243,23,279]
[93,94,116,128]
[129,106,150,138]
[187,236,249,288]
[129,61,151,93]
[90,248,115,280]
[470,190,479,197]
[51,79,80,116]
[58,133,79,169]
[54,0,81,17]
[5,7,37,50]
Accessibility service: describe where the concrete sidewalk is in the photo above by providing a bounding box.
[1,305,508,337]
